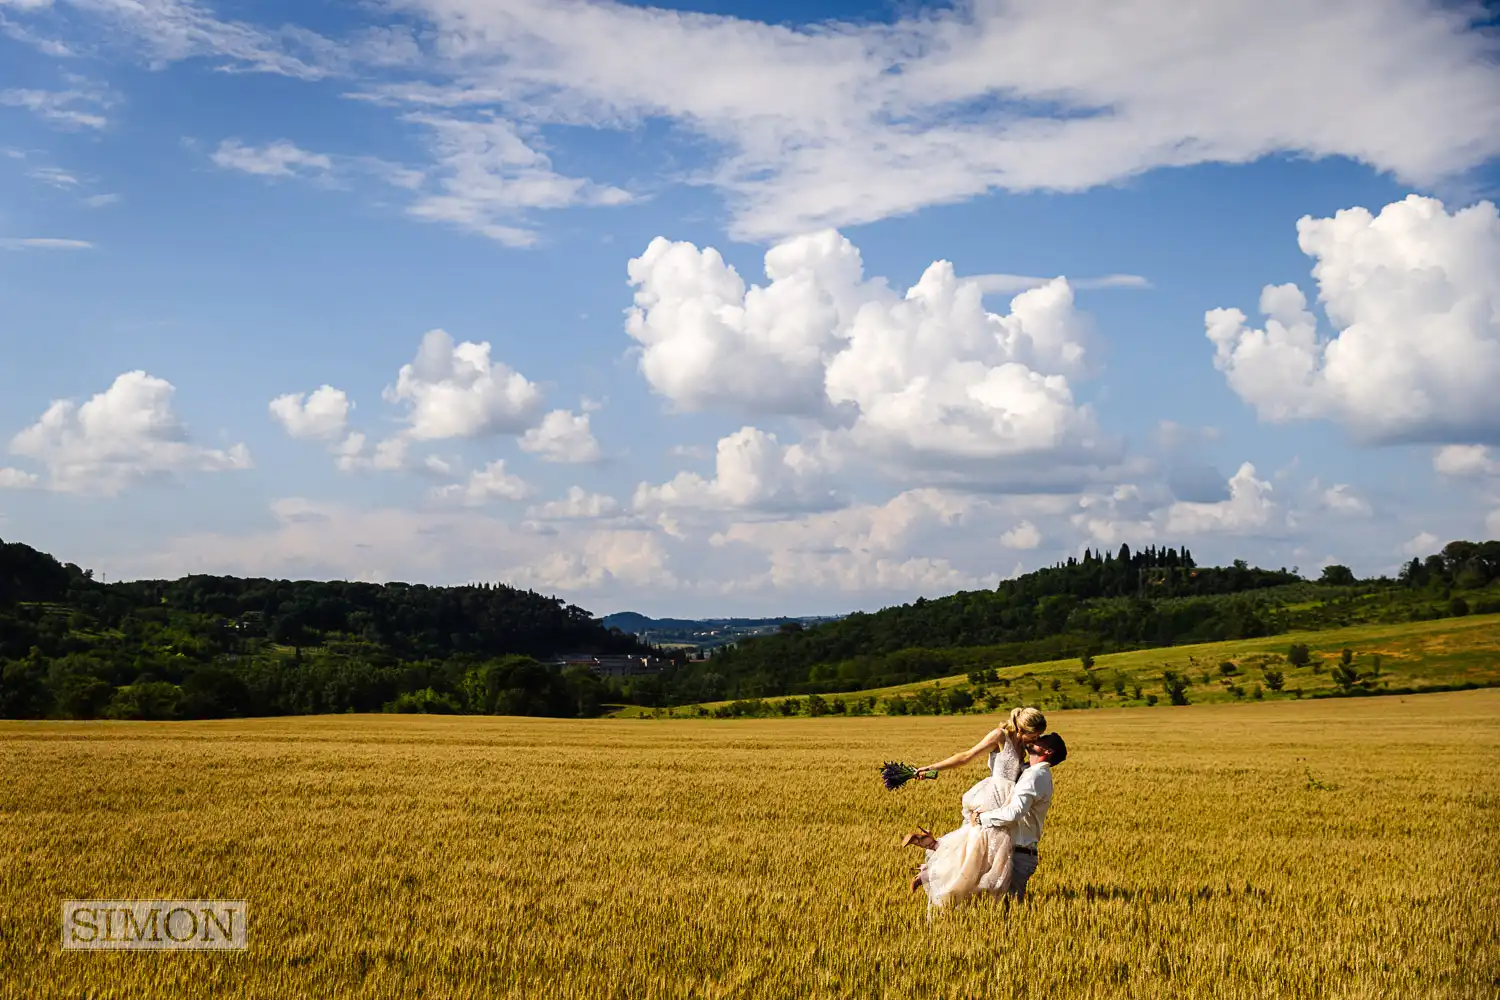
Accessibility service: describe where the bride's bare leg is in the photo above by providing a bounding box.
[901,826,938,851]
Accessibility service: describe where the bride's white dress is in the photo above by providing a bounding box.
[921,735,1022,908]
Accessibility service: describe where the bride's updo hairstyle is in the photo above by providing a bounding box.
[1002,706,1046,742]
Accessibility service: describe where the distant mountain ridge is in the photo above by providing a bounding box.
[602,612,842,633]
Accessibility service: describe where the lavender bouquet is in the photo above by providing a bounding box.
[880,761,935,791]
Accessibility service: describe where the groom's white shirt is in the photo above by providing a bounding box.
[977,761,1053,848]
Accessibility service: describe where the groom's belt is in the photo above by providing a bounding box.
[1014,844,1037,856]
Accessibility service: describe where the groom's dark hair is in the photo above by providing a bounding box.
[1034,733,1067,765]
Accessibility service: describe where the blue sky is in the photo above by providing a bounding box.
[2,0,1499,617]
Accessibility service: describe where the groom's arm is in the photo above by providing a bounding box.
[977,768,1041,829]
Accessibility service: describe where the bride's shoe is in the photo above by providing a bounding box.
[901,826,938,851]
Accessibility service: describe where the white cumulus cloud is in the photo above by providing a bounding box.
[268,385,351,440]
[431,459,530,505]
[708,488,993,594]
[8,371,251,495]
[519,409,602,464]
[635,426,837,513]
[1073,465,1285,544]
[0,467,39,489]
[1000,521,1042,549]
[628,230,1112,485]
[385,328,543,440]
[333,433,409,473]
[1208,196,1500,444]
[626,230,862,416]
[1400,531,1440,558]
[512,529,676,591]
[1164,463,1277,535]
[1320,484,1372,517]
[1434,445,1499,478]
[526,486,619,521]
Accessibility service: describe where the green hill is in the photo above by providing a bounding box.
[619,613,1500,718]
[0,536,653,721]
[637,541,1500,706]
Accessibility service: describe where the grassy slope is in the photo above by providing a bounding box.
[612,612,1500,717]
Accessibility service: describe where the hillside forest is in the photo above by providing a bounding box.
[2,537,1499,720]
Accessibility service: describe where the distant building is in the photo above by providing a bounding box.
[545,653,666,678]
[216,611,266,637]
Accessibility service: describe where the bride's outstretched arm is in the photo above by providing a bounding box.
[917,727,1004,777]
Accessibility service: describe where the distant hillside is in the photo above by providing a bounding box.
[0,537,652,721]
[602,612,846,651]
[603,612,841,632]
[631,542,1500,706]
[620,614,1500,719]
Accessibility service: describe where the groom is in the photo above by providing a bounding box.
[977,732,1068,901]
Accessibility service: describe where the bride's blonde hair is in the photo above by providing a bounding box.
[1002,706,1046,742]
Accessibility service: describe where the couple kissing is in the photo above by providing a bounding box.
[901,706,1067,908]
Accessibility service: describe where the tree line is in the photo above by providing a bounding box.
[3,536,1498,720]
[640,542,1500,706]
[0,537,656,721]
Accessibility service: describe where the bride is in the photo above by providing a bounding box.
[902,706,1047,907]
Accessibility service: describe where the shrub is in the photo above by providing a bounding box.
[384,687,461,714]
[1226,684,1244,699]
[807,694,830,717]
[1287,644,1311,667]
[1218,661,1238,675]
[912,686,942,715]
[1131,684,1143,700]
[1449,596,1470,617]
[1341,648,1354,667]
[54,674,114,720]
[1162,671,1190,706]
[1049,678,1062,692]
[105,682,186,721]
[1262,668,1284,692]
[1080,652,1095,670]
[945,687,975,713]
[882,696,910,716]
[1251,683,1264,700]
[1146,694,1159,706]
[1086,674,1104,693]
[1330,663,1363,693]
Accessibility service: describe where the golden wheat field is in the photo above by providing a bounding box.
[3,691,1498,999]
